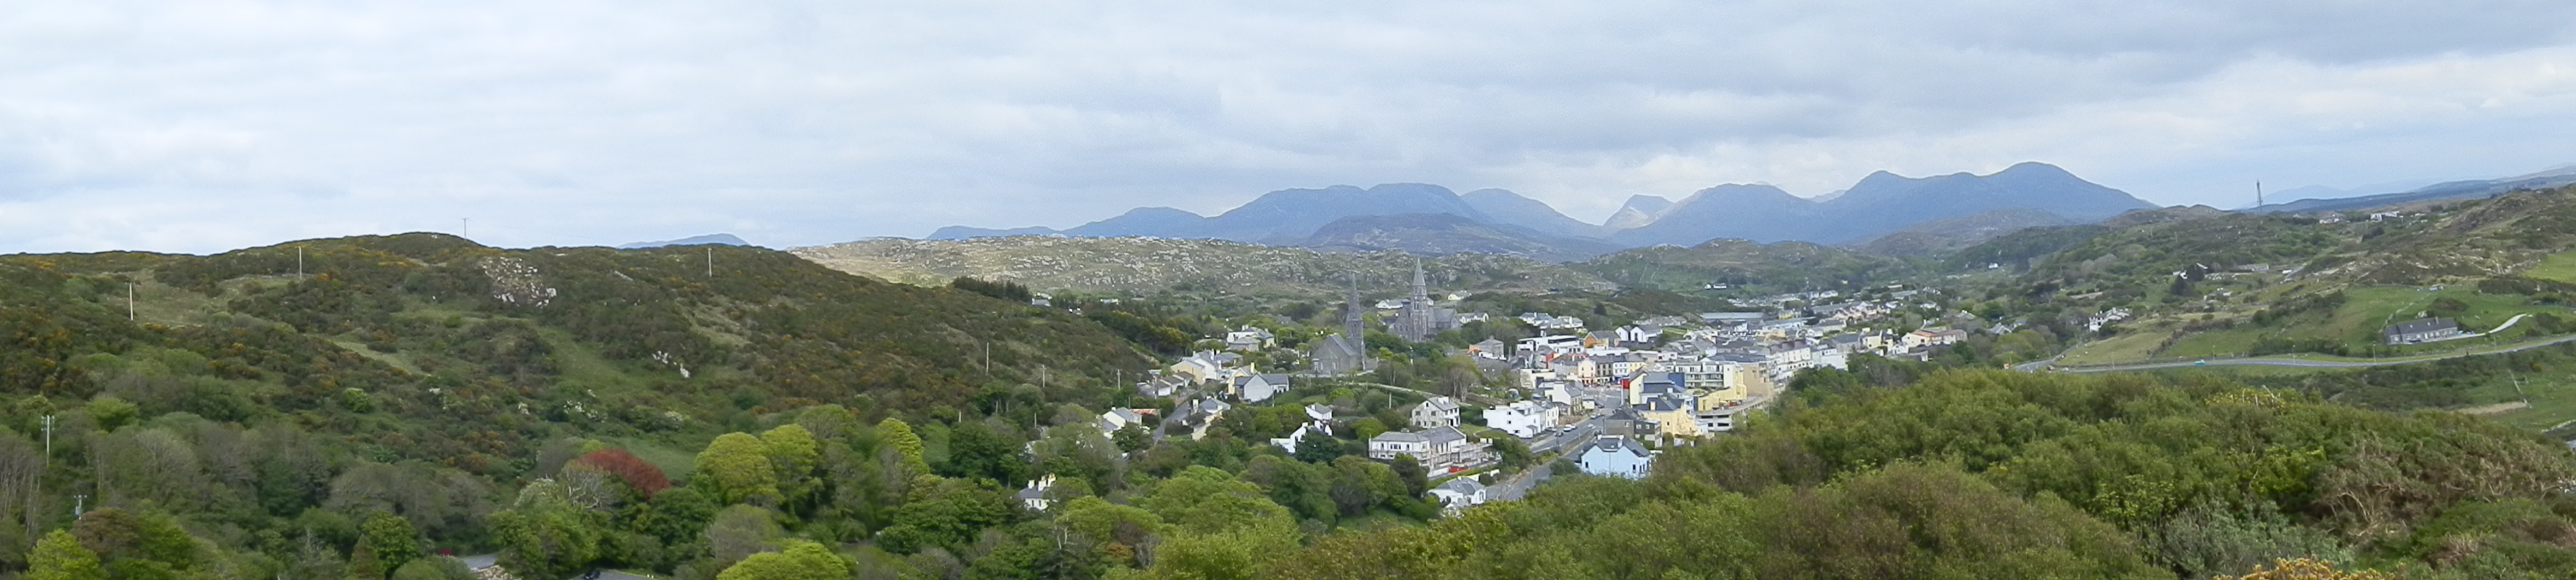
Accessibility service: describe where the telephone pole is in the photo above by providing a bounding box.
[126,285,135,321]
[2256,181,2265,208]
[707,248,714,278]
[461,218,470,239]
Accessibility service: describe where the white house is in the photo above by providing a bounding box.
[1017,474,1058,511]
[1577,437,1654,479]
[1410,396,1462,429]
[1098,408,1146,436]
[1429,478,1488,512]
[1369,426,1485,472]
[1485,399,1560,439]
[1235,374,1292,403]
[1223,326,1275,352]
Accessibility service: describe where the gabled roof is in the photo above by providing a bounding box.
[2385,318,2459,335]
[1589,436,1650,457]
[1372,431,1429,444]
[1421,426,1469,444]
[1418,396,1461,413]
[1435,478,1486,493]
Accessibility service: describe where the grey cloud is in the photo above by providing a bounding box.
[0,0,2571,252]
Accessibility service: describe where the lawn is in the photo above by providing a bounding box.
[2524,248,2576,284]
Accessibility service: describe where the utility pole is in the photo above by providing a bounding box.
[71,495,83,518]
[461,218,470,239]
[296,246,304,278]
[39,415,52,457]
[707,248,713,278]
[2255,181,2265,208]
[126,284,134,321]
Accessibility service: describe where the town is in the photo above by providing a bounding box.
[1093,261,1985,513]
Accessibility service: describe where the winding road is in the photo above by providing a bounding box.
[2033,331,2576,374]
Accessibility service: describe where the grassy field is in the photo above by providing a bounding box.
[2057,328,2172,366]
[2159,324,2266,359]
[2524,248,2576,284]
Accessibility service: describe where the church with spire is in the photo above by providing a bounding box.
[1308,276,1376,376]
[1388,260,1461,342]
[1306,262,1462,375]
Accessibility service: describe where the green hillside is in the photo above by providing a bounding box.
[1576,238,1918,294]
[0,233,1161,576]
[1260,370,2576,579]
[790,235,1616,298]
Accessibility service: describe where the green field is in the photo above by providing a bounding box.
[2056,328,2171,366]
[2524,248,2576,283]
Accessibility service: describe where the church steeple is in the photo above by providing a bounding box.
[1344,273,1364,341]
[1410,259,1429,302]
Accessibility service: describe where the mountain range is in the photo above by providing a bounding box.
[926,162,2159,261]
[2247,163,2576,214]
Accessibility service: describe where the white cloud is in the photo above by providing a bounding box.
[1,0,2572,251]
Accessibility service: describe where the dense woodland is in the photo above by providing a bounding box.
[0,227,2571,579]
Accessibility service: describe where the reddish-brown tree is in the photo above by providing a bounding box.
[572,448,670,498]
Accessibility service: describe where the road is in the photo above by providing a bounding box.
[1487,461,1555,501]
[2039,332,2576,374]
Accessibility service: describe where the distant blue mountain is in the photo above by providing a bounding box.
[1612,162,2153,246]
[619,233,751,249]
[2247,163,2576,214]
[919,162,2158,253]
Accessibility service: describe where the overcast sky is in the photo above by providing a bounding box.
[4,0,2574,253]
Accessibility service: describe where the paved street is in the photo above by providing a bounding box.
[2030,332,2576,374]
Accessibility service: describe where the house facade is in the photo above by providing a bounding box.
[1577,437,1653,479]
[1410,396,1462,429]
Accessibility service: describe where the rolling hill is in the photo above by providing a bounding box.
[789,235,1617,297]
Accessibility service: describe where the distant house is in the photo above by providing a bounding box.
[1018,474,1058,511]
[1223,326,1276,352]
[1234,374,1292,402]
[1485,399,1560,439]
[1576,436,1654,479]
[1134,374,1187,399]
[1470,339,1508,358]
[1429,478,1488,512]
[1602,407,1654,437]
[1368,426,1488,472]
[1098,408,1147,436]
[1172,398,1232,441]
[2384,318,2464,345]
[1410,396,1463,429]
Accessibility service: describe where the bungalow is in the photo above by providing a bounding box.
[1097,408,1149,436]
[1134,374,1188,398]
[2384,318,2464,345]
[1576,436,1654,479]
[1233,374,1292,403]
[1429,478,1488,512]
[1223,326,1276,352]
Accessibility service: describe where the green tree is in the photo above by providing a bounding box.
[878,418,932,477]
[489,485,605,579]
[389,558,475,580]
[27,530,106,580]
[356,513,425,579]
[695,433,782,505]
[760,425,822,508]
[717,539,853,580]
[1113,423,1152,453]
